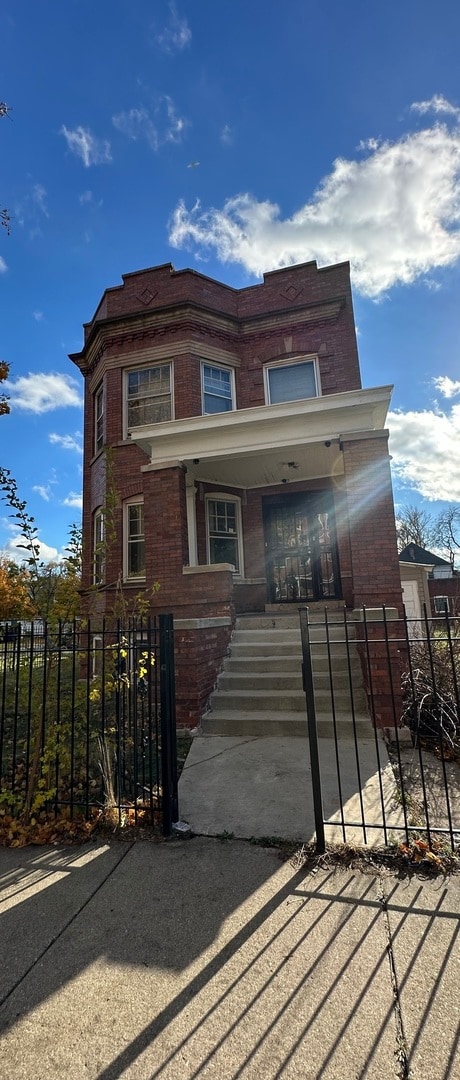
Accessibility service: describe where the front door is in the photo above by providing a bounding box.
[263,492,340,603]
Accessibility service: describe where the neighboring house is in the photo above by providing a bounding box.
[399,543,460,617]
[70,259,403,725]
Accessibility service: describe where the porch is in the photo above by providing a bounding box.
[136,383,402,615]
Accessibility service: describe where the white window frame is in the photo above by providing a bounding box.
[92,635,103,678]
[205,493,244,577]
[95,384,104,454]
[434,595,451,614]
[201,361,235,415]
[263,355,320,406]
[124,497,145,581]
[93,509,104,585]
[124,362,174,435]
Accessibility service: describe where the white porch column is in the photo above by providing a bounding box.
[185,475,198,566]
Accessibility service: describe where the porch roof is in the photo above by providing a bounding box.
[135,384,393,489]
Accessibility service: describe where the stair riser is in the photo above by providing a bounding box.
[224,657,361,675]
[209,690,368,713]
[230,643,354,659]
[202,716,373,738]
[219,672,361,692]
[234,629,354,644]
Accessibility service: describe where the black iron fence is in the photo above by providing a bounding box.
[0,614,178,836]
[300,605,460,854]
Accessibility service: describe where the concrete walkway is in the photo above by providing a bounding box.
[178,733,405,846]
[0,838,458,1079]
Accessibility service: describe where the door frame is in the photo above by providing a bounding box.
[262,490,341,604]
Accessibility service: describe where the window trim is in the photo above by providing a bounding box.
[93,509,104,585]
[205,493,244,577]
[95,383,104,454]
[124,361,174,436]
[263,355,320,406]
[433,595,451,614]
[123,497,145,582]
[92,635,103,678]
[200,361,235,415]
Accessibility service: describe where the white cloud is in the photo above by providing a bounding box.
[33,485,52,502]
[33,310,44,322]
[32,183,49,218]
[411,94,460,120]
[49,432,83,453]
[433,375,460,398]
[388,403,460,501]
[112,107,159,150]
[0,256,7,273]
[4,373,82,413]
[62,491,83,510]
[79,190,93,204]
[3,532,61,566]
[164,96,186,143]
[357,137,380,151]
[113,99,187,150]
[221,124,233,146]
[61,125,112,167]
[156,3,191,53]
[169,116,460,298]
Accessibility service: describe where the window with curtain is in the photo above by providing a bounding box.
[266,360,318,405]
[126,365,172,428]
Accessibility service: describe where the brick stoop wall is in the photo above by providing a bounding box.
[352,610,405,735]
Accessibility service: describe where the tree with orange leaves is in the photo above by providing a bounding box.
[0,556,34,620]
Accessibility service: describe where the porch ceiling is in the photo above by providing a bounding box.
[134,385,393,490]
[187,441,343,488]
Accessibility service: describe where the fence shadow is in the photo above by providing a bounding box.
[0,839,458,1079]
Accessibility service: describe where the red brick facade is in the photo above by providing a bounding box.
[70,260,403,727]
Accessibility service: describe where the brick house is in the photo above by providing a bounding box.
[70,259,403,726]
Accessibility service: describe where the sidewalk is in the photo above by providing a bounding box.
[0,836,458,1079]
[178,734,405,845]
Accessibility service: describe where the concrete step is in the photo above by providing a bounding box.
[223,654,361,675]
[209,687,368,713]
[230,641,353,659]
[218,672,304,691]
[233,626,353,643]
[200,609,369,738]
[236,613,348,630]
[201,709,373,739]
[264,601,346,615]
[218,670,361,692]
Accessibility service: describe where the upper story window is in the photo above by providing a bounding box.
[201,363,234,414]
[124,498,145,580]
[126,364,172,429]
[264,357,319,406]
[95,384,104,453]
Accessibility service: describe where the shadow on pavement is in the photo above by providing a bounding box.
[0,838,458,1079]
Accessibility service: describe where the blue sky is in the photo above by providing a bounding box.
[1,0,460,562]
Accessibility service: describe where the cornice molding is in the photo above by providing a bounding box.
[71,296,346,377]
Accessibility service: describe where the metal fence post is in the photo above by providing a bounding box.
[300,607,326,854]
[159,613,178,836]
